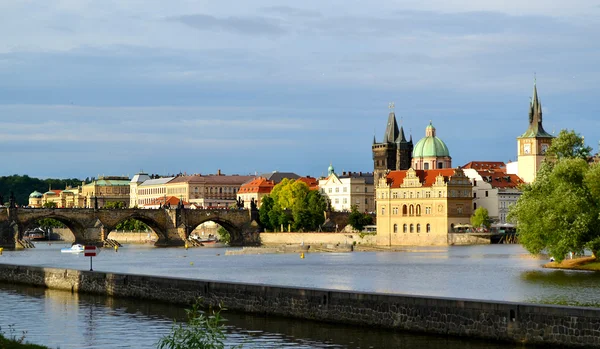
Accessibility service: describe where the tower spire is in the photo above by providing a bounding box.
[521,76,552,138]
[383,103,399,143]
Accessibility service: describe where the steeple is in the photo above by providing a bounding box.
[396,126,407,143]
[383,111,399,143]
[521,77,552,138]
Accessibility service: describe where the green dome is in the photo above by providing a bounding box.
[412,122,450,158]
[44,191,56,196]
[29,191,43,198]
[412,137,450,158]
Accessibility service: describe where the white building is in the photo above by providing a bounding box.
[462,163,524,224]
[318,164,374,212]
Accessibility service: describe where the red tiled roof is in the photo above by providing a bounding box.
[238,177,275,194]
[296,176,319,190]
[476,170,524,188]
[168,174,255,185]
[386,169,459,188]
[462,161,506,171]
[145,196,188,206]
[51,190,62,195]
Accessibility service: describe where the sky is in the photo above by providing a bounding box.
[1,1,599,179]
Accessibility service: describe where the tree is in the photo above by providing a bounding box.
[545,129,592,160]
[104,201,126,209]
[216,226,231,244]
[259,179,327,232]
[471,207,492,230]
[348,205,373,232]
[508,130,600,261]
[42,202,57,208]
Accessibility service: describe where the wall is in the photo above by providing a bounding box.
[260,232,376,246]
[448,233,491,245]
[106,231,159,244]
[0,264,598,348]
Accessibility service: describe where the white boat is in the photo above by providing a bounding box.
[61,244,85,254]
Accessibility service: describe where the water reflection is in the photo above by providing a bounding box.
[521,270,600,307]
[0,283,532,349]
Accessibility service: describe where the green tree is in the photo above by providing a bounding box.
[216,226,231,244]
[104,201,126,209]
[509,130,600,261]
[42,202,57,208]
[37,218,66,229]
[470,207,492,230]
[258,196,274,231]
[545,129,592,160]
[348,205,373,231]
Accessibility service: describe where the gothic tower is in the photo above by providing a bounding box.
[372,106,413,182]
[517,78,554,183]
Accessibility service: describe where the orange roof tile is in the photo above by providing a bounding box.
[296,176,319,190]
[476,170,524,188]
[386,169,459,188]
[238,177,275,194]
[462,161,506,171]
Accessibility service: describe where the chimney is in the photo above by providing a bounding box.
[218,169,221,176]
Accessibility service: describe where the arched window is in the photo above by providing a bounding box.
[402,205,408,216]
[416,205,421,216]
[403,224,407,233]
[426,223,431,233]
[474,203,477,210]
[393,224,398,233]
[450,223,455,231]
[424,163,429,170]
[438,162,443,169]
[410,224,414,233]
[417,224,421,233]
[381,207,386,215]
[409,205,414,216]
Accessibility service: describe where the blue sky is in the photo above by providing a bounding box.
[1,1,599,179]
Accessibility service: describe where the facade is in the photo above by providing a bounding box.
[319,165,375,213]
[372,110,413,182]
[375,168,473,246]
[133,177,173,207]
[411,122,452,170]
[517,80,554,183]
[462,167,524,224]
[166,174,254,208]
[81,176,130,208]
[237,177,275,209]
[28,191,43,208]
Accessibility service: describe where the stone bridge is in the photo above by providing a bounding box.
[0,207,260,248]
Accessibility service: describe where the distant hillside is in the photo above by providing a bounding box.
[0,175,83,206]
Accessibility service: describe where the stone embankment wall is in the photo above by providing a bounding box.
[448,233,491,245]
[0,264,598,348]
[260,232,376,246]
[106,231,159,244]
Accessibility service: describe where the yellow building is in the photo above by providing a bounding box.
[517,79,553,183]
[376,167,473,246]
[30,176,130,208]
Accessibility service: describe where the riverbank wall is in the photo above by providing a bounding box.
[259,232,376,246]
[0,263,598,348]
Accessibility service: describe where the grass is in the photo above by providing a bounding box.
[0,334,49,349]
[544,256,600,271]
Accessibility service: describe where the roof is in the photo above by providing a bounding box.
[44,190,62,195]
[519,80,553,139]
[139,177,175,186]
[462,161,506,170]
[29,191,43,198]
[130,173,150,184]
[412,122,450,158]
[383,112,399,143]
[259,171,300,184]
[339,172,374,184]
[386,169,459,188]
[296,176,319,190]
[238,177,275,194]
[86,179,131,187]
[476,170,524,188]
[168,174,255,185]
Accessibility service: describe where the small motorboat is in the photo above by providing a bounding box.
[61,244,85,254]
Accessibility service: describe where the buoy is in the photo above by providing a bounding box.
[0,247,3,255]
[185,242,189,250]
[190,262,194,266]
[114,245,118,252]
[300,252,305,259]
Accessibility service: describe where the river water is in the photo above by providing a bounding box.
[0,243,598,348]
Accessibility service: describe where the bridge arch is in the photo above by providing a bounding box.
[100,213,168,245]
[20,213,88,243]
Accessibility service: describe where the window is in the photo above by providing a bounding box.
[335,188,339,193]
[356,199,360,204]
[381,207,386,215]
[473,179,477,186]
[343,187,347,192]
[474,192,477,198]
[402,205,408,216]
[438,191,442,197]
[474,203,477,210]
[485,191,489,197]
[403,224,407,233]
[410,224,414,233]
[393,224,398,233]
[365,198,368,204]
[425,191,431,198]
[457,207,463,214]
[426,224,431,233]
[438,162,443,169]
[425,207,431,214]
[392,192,398,199]
[410,192,413,198]
[417,224,421,233]
[403,192,407,198]
[335,199,339,204]
[416,205,421,216]
[392,207,398,215]
[328,188,332,193]
[364,187,368,193]
[409,205,414,216]
[343,198,347,204]
[424,163,429,170]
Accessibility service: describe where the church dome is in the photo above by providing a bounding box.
[29,191,43,198]
[44,190,56,196]
[412,122,450,158]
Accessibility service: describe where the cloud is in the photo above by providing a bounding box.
[262,6,321,18]
[169,14,286,36]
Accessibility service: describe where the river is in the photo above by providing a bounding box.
[0,243,598,348]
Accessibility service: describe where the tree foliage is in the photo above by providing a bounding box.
[216,226,231,244]
[545,129,592,160]
[42,202,57,208]
[471,207,492,229]
[348,205,373,231]
[258,179,327,232]
[0,174,82,206]
[104,201,126,209]
[508,130,600,261]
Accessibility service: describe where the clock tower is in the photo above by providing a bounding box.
[517,78,554,183]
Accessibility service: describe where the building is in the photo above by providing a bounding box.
[167,173,255,208]
[516,79,554,183]
[318,164,375,212]
[375,167,473,246]
[133,176,173,207]
[81,176,131,208]
[411,122,452,170]
[237,177,275,209]
[28,191,43,208]
[259,171,301,184]
[462,165,524,224]
[372,108,413,182]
